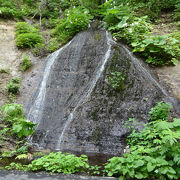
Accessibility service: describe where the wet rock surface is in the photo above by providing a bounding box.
[61,43,169,155]
[27,28,180,156]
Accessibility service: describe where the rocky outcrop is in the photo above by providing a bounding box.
[28,28,179,156]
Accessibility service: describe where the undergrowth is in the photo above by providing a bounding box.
[104,102,180,179]
[0,103,37,138]
[100,0,180,66]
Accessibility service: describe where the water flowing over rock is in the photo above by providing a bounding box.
[28,29,179,156]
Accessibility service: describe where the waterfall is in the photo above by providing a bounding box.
[120,45,168,97]
[56,31,114,150]
[27,40,73,126]
[27,28,179,154]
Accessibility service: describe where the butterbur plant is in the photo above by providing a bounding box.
[1,103,37,138]
[29,152,90,174]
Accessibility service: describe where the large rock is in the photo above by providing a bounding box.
[28,29,179,156]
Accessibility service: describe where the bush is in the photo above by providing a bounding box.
[132,35,179,65]
[149,102,172,121]
[52,7,93,43]
[6,78,20,95]
[46,38,60,52]
[1,103,23,122]
[20,54,32,72]
[15,22,39,36]
[101,1,179,66]
[104,102,180,179]
[15,22,43,48]
[0,0,23,19]
[16,33,43,48]
[1,103,37,138]
[29,152,90,174]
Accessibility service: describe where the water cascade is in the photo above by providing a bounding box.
[56,31,114,150]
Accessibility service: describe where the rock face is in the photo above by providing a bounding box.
[28,29,177,156]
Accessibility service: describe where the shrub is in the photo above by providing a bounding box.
[15,22,39,36]
[6,78,20,95]
[104,102,180,179]
[0,0,23,19]
[46,38,60,52]
[15,33,43,48]
[32,43,47,57]
[101,1,179,66]
[52,7,93,43]
[15,22,43,48]
[20,54,32,72]
[149,102,172,121]
[29,152,90,174]
[1,103,37,138]
[1,103,24,122]
[132,35,179,65]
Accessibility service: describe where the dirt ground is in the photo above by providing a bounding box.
[152,13,180,101]
[0,19,22,107]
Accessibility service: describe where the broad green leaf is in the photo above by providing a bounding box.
[147,162,155,172]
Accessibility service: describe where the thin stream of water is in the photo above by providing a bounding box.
[56,32,115,150]
[27,40,73,125]
[120,45,168,96]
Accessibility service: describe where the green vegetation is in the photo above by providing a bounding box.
[1,103,37,138]
[15,22,43,48]
[1,0,178,64]
[0,0,180,179]
[108,71,126,90]
[0,69,9,74]
[29,152,90,173]
[20,54,32,72]
[0,102,179,180]
[51,6,93,44]
[101,0,180,66]
[104,102,180,179]
[6,78,20,95]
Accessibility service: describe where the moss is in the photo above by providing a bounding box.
[94,33,101,41]
[91,129,100,141]
[109,53,119,72]
[92,109,99,121]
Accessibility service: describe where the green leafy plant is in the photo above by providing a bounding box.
[52,6,93,43]
[149,101,172,121]
[101,0,179,66]
[29,152,90,174]
[132,35,179,65]
[46,38,60,52]
[15,22,43,48]
[12,119,37,138]
[0,68,9,73]
[15,22,39,36]
[5,162,28,171]
[1,103,37,138]
[20,54,32,72]
[1,150,16,158]
[104,102,180,179]
[6,78,20,95]
[16,33,43,48]
[108,71,126,90]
